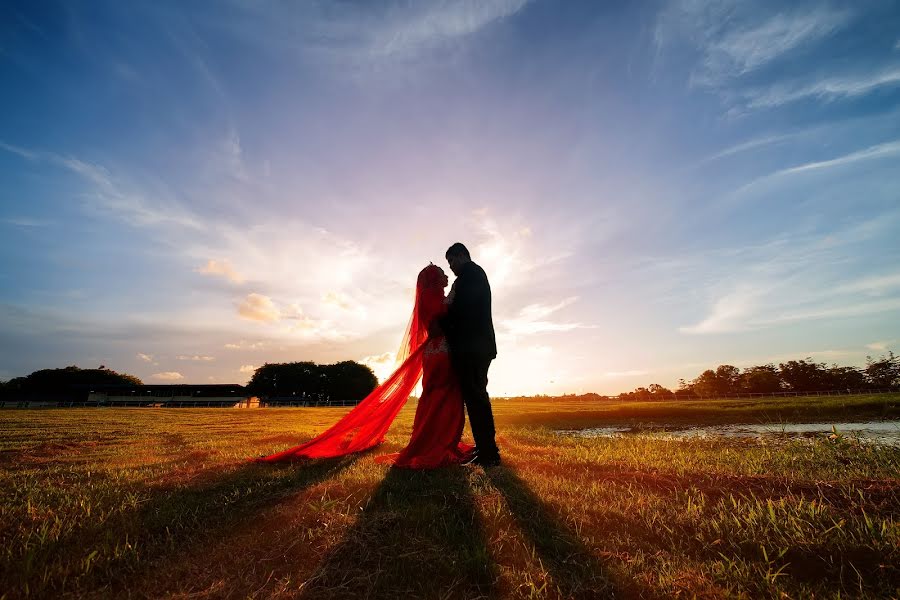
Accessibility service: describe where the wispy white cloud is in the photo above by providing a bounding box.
[1,141,204,230]
[3,139,382,342]
[692,132,799,167]
[695,7,851,86]
[866,340,896,351]
[192,0,531,68]
[653,2,900,117]
[197,259,245,284]
[0,140,38,160]
[675,212,900,335]
[223,340,267,350]
[238,364,256,374]
[1,216,53,228]
[360,351,396,382]
[684,292,900,334]
[743,67,900,108]
[467,209,576,296]
[323,291,353,310]
[656,2,852,87]
[730,139,900,199]
[176,355,215,361]
[757,298,900,326]
[777,140,900,175]
[62,157,204,230]
[136,353,154,362]
[679,283,770,334]
[221,128,248,182]
[234,293,346,340]
[237,293,281,323]
[501,297,585,336]
[835,272,900,296]
[151,371,184,381]
[366,0,532,58]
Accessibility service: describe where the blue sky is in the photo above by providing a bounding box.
[1,0,899,395]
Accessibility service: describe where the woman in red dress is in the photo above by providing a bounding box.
[256,264,472,469]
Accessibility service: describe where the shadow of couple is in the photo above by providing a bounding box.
[299,463,615,599]
[106,457,614,599]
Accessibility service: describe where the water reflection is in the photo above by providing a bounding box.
[560,421,900,445]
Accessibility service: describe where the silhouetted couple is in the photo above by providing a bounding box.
[258,243,501,468]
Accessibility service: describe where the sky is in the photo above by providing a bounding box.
[1,0,899,396]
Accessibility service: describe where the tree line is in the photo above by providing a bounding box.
[617,353,899,401]
[1,366,143,396]
[4,354,897,404]
[246,361,378,403]
[0,361,379,405]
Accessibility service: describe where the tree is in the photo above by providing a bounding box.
[714,365,741,394]
[323,361,379,402]
[647,383,674,399]
[6,366,142,391]
[778,359,829,391]
[825,365,866,390]
[689,370,720,396]
[865,352,900,388]
[687,365,740,397]
[246,360,378,403]
[247,362,321,398]
[632,386,651,400]
[676,378,698,398]
[739,365,782,394]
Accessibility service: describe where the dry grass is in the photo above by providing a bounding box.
[1,397,899,599]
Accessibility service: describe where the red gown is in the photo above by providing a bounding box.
[376,328,473,469]
[256,264,472,469]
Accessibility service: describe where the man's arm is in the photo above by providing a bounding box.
[437,270,474,335]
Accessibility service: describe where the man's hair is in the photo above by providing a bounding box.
[445,242,470,260]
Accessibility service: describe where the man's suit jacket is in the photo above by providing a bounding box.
[441,261,497,359]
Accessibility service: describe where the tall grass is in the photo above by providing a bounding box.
[0,401,898,598]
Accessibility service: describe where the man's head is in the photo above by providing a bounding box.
[445,242,471,276]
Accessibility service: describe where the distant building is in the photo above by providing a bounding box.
[87,384,249,407]
[1,384,249,408]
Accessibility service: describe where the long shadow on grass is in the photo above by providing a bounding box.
[484,466,616,599]
[35,456,361,597]
[300,466,497,600]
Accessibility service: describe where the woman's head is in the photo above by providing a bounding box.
[417,263,448,291]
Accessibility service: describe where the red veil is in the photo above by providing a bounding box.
[257,265,447,462]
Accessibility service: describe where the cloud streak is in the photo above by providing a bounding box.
[1,140,204,230]
[743,67,900,109]
[696,7,850,85]
[367,0,532,58]
[501,297,586,336]
[675,212,900,336]
[777,140,900,175]
[656,2,852,87]
[188,0,531,68]
[728,139,900,201]
[151,371,184,381]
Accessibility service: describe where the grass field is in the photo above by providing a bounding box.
[1,395,899,598]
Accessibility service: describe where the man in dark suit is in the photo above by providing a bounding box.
[440,242,500,466]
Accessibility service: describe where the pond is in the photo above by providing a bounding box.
[559,421,900,446]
